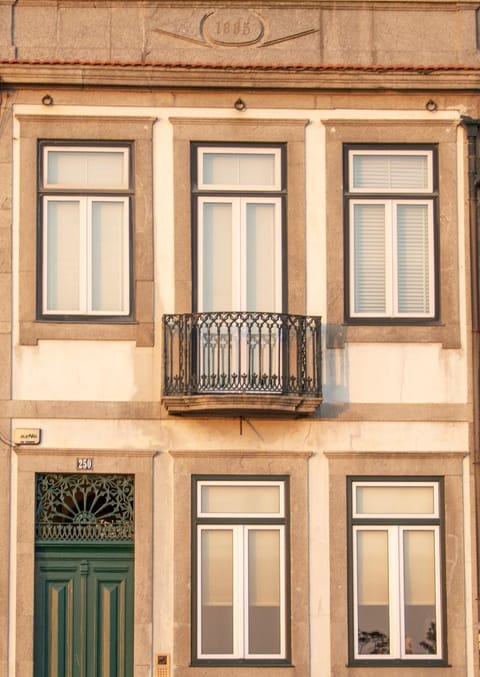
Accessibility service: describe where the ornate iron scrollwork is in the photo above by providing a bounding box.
[163,311,322,397]
[35,473,134,543]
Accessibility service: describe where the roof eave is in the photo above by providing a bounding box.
[2,61,480,90]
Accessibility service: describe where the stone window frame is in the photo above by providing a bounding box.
[327,452,468,676]
[18,115,155,347]
[325,121,460,349]
[171,450,310,677]
[169,118,308,316]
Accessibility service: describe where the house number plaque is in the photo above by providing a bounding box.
[77,457,94,471]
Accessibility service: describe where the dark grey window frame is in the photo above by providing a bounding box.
[190,141,288,314]
[343,143,440,325]
[191,474,291,667]
[347,475,447,667]
[36,139,135,323]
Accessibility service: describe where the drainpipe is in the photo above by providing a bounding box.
[10,0,18,59]
[462,117,480,621]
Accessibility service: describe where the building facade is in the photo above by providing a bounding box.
[0,1,479,676]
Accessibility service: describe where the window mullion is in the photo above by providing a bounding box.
[42,197,50,315]
[427,201,435,316]
[122,197,130,314]
[397,526,408,659]
[352,526,361,659]
[278,526,286,658]
[273,199,283,313]
[196,525,203,658]
[85,197,93,314]
[433,526,442,658]
[243,525,251,658]
[386,201,395,317]
[238,199,247,312]
[235,525,246,659]
[389,526,402,659]
[196,197,205,313]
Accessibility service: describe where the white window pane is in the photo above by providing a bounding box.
[45,201,81,311]
[353,154,429,191]
[246,203,277,311]
[201,203,233,311]
[239,154,276,186]
[47,150,127,188]
[91,201,127,312]
[353,204,386,313]
[396,204,431,314]
[356,485,435,515]
[356,530,390,655]
[248,530,281,655]
[403,530,437,655]
[201,484,281,515]
[203,153,276,187]
[201,530,234,654]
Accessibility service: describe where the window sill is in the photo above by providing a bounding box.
[326,321,459,349]
[348,659,448,668]
[19,320,154,347]
[191,659,293,667]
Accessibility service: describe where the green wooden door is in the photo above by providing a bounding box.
[34,544,134,677]
[33,473,135,677]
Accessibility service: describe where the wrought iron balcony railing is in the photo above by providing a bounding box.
[162,311,322,415]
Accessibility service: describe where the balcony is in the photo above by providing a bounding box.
[162,311,322,416]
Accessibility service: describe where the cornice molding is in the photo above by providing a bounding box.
[2,62,480,90]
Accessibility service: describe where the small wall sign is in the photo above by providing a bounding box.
[14,428,41,445]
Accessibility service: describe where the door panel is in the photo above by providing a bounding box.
[34,567,77,677]
[34,548,133,677]
[89,563,134,677]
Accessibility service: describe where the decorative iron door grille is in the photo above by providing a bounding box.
[35,473,134,543]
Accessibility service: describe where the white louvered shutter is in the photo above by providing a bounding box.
[352,203,387,314]
[395,203,432,315]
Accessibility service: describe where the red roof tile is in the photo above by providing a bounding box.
[0,58,479,73]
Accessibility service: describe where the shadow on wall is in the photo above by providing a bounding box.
[319,323,350,418]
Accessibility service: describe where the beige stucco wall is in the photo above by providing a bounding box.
[0,1,478,675]
[2,91,475,677]
[6,96,471,410]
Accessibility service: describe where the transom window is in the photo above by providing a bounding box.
[345,146,437,320]
[38,143,132,319]
[192,477,289,664]
[348,478,445,665]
